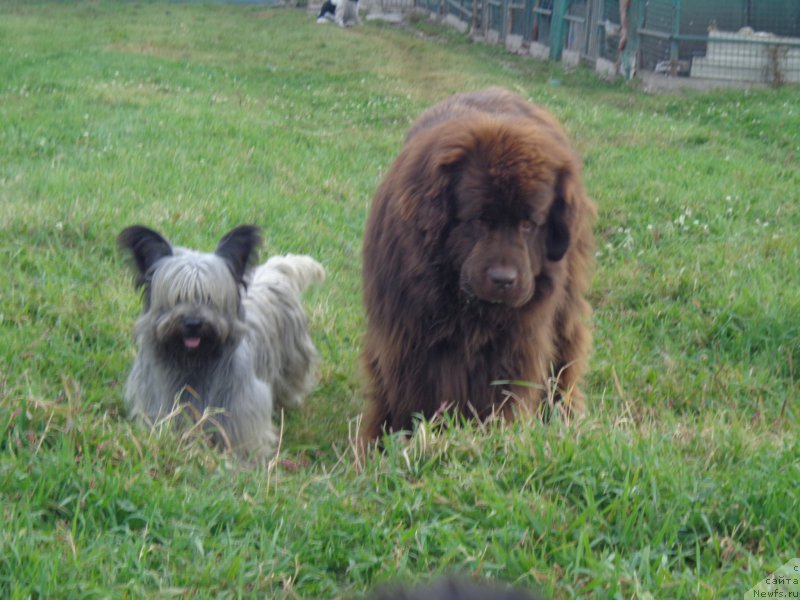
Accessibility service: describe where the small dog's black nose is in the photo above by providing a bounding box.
[183,318,203,332]
[488,266,517,289]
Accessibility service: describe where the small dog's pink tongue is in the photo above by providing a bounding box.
[184,337,201,349]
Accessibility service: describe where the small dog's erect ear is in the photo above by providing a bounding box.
[215,225,262,283]
[118,225,174,286]
[545,170,573,262]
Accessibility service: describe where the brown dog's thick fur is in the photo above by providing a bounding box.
[361,87,596,440]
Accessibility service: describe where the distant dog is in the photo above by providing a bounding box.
[316,0,337,23]
[118,225,325,458]
[316,0,359,26]
[361,88,596,440]
[335,0,360,27]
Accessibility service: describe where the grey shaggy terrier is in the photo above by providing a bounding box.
[118,224,325,458]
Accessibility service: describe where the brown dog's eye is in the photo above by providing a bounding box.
[519,220,534,233]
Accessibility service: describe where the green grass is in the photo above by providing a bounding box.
[1,2,799,598]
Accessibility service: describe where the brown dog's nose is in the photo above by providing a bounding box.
[488,266,517,289]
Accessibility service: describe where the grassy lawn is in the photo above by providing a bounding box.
[1,2,798,598]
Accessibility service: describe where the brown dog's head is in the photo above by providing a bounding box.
[396,108,589,309]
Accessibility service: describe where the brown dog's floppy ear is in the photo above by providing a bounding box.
[545,169,577,262]
[118,225,174,287]
[545,162,594,262]
[215,225,262,284]
[547,162,594,262]
[546,196,570,262]
[396,129,469,242]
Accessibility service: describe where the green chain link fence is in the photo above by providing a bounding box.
[405,0,800,85]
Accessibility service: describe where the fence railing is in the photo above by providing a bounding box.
[404,0,800,85]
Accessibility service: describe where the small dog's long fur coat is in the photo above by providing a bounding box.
[119,225,324,458]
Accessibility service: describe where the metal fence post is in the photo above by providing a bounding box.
[619,0,641,80]
[501,0,510,42]
[522,0,533,44]
[549,0,568,60]
[670,0,681,76]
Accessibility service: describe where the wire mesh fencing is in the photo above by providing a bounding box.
[638,0,800,84]
[403,0,800,85]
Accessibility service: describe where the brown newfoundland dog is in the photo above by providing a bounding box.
[361,87,596,440]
